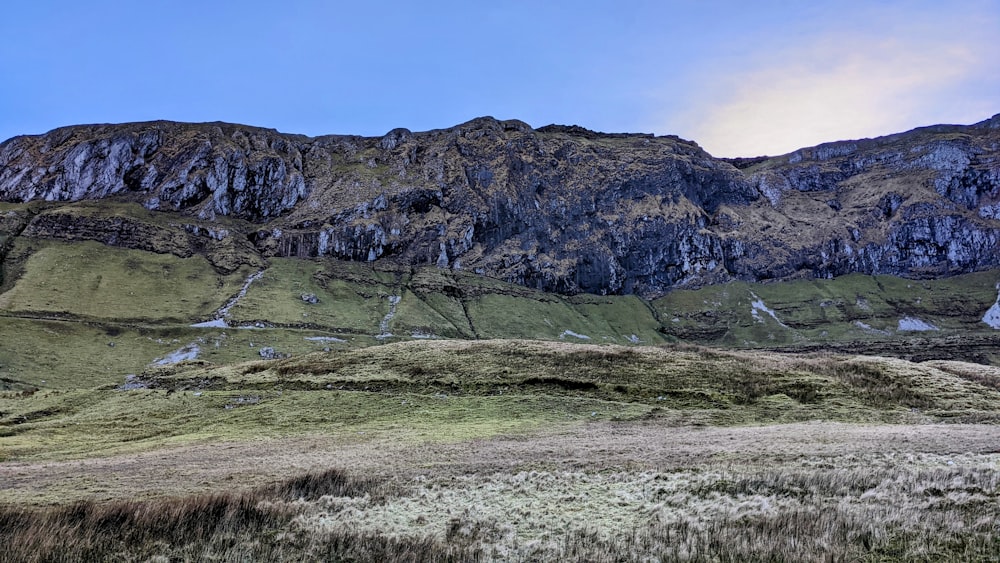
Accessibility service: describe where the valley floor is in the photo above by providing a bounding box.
[3,419,999,561]
[4,421,999,504]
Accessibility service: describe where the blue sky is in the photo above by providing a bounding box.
[2,0,998,156]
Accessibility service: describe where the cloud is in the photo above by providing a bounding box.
[668,8,1000,157]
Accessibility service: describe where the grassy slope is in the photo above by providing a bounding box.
[655,271,1000,347]
[4,339,1000,462]
[3,235,998,344]
[0,239,252,322]
[0,318,374,391]
[3,236,1000,560]
[0,240,671,385]
[226,258,398,332]
[1,237,999,394]
[227,257,668,343]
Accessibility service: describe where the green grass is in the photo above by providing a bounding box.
[0,386,637,462]
[0,317,374,391]
[389,288,471,338]
[465,293,665,342]
[5,339,1000,462]
[225,256,668,343]
[226,258,396,331]
[0,318,172,389]
[0,239,252,322]
[654,271,1000,345]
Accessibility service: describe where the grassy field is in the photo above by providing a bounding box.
[0,317,376,391]
[3,420,999,561]
[4,235,1000,560]
[5,340,1000,460]
[3,338,1000,560]
[655,271,1000,347]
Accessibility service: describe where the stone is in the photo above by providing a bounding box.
[258,347,282,360]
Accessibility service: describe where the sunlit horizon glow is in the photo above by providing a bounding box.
[668,5,1000,156]
[0,1,997,157]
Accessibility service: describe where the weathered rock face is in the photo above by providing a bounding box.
[0,122,308,222]
[1,114,999,297]
[725,116,1000,284]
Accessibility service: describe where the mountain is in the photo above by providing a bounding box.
[3,115,999,298]
[7,114,1000,563]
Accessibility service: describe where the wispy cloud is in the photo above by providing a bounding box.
[666,7,1000,157]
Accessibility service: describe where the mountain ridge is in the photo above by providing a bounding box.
[2,114,999,297]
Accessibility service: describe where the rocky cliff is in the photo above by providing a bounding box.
[2,115,999,297]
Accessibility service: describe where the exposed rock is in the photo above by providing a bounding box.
[898,317,940,332]
[0,122,308,221]
[2,114,1000,297]
[982,285,1000,329]
[258,346,281,360]
[117,374,148,391]
[300,293,319,304]
[154,344,200,365]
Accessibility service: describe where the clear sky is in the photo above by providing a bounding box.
[1,0,997,156]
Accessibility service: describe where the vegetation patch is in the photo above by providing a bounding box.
[0,239,252,322]
[6,340,1000,462]
[4,454,1000,562]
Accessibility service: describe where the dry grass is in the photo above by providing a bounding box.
[4,338,1000,560]
[298,460,1000,561]
[3,426,999,561]
[921,360,1000,392]
[0,468,474,563]
[5,421,998,503]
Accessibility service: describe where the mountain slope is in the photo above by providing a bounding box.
[3,115,999,297]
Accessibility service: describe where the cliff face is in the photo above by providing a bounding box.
[0,122,308,221]
[1,115,999,297]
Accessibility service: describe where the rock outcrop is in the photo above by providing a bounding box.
[2,114,999,297]
[0,122,308,221]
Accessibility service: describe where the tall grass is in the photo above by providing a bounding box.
[0,492,292,562]
[4,462,1000,561]
[0,468,474,563]
[294,462,1000,562]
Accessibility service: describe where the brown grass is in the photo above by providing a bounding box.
[4,448,999,562]
[0,468,482,562]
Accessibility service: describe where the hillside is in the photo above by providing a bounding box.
[4,339,1000,561]
[2,115,1000,298]
[3,115,1000,560]
[1,116,999,380]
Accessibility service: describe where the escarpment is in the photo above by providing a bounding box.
[2,114,999,298]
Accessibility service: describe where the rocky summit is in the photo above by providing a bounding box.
[1,115,999,298]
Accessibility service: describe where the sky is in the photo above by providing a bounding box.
[1,0,998,157]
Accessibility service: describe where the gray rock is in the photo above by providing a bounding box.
[0,123,308,221]
[2,114,999,297]
[117,374,148,391]
[258,347,281,360]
